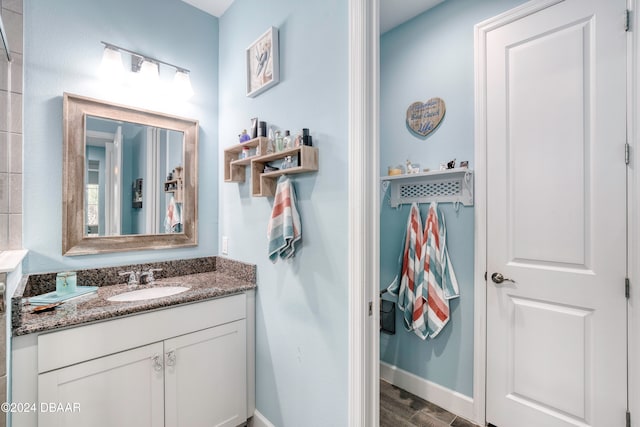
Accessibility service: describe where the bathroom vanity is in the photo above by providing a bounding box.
[10,257,256,427]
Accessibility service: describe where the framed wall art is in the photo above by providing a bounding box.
[246,27,280,97]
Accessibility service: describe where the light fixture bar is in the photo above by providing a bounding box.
[100,41,190,73]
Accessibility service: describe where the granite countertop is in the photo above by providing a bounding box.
[12,257,256,336]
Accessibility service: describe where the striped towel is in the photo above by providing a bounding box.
[164,196,182,233]
[267,176,301,262]
[387,202,460,340]
[386,203,423,335]
[423,202,460,338]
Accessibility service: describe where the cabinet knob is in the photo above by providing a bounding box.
[166,350,176,367]
[151,354,163,371]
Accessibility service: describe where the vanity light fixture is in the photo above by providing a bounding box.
[100,41,194,99]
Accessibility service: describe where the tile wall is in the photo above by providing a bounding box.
[0,0,22,250]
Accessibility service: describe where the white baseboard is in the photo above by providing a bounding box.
[380,361,477,424]
[248,410,276,427]
[249,365,476,427]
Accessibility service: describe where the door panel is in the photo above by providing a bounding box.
[508,20,590,268]
[484,1,627,426]
[164,320,247,427]
[510,297,591,419]
[38,342,164,427]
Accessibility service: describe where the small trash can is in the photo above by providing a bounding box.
[380,299,396,335]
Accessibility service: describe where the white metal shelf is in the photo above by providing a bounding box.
[380,168,474,208]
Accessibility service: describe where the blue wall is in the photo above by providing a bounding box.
[380,0,527,397]
[219,0,348,425]
[23,0,219,273]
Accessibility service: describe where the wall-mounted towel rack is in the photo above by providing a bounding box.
[0,13,11,61]
[381,168,474,207]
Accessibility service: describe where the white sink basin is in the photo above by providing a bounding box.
[107,286,190,302]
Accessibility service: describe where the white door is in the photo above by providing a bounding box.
[164,320,247,427]
[484,1,627,426]
[38,342,165,427]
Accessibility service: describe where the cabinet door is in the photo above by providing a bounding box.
[38,342,164,427]
[164,320,247,427]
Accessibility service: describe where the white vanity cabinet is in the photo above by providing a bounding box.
[12,291,255,427]
[38,342,166,427]
[164,321,246,427]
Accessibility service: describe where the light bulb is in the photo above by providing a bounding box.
[99,46,124,82]
[173,70,194,99]
[139,59,160,84]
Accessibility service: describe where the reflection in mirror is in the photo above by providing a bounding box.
[63,93,198,256]
[84,116,184,237]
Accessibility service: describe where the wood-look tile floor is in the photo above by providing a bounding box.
[380,380,480,427]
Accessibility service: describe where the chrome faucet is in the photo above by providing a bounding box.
[145,268,162,284]
[119,268,163,286]
[118,271,140,286]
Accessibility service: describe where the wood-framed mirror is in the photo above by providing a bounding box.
[62,93,199,255]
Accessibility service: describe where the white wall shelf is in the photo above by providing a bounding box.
[381,168,474,208]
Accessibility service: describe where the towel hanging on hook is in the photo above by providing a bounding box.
[386,203,425,336]
[386,201,460,339]
[422,202,460,338]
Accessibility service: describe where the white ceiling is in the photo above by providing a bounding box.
[180,0,444,33]
[180,0,234,17]
[380,0,445,34]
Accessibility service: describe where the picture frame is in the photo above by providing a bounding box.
[246,27,279,97]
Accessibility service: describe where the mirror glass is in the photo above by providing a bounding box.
[63,93,198,256]
[85,116,184,237]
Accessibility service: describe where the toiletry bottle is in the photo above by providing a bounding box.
[275,130,283,152]
[302,128,313,146]
[267,127,275,154]
[283,130,292,150]
[250,118,258,138]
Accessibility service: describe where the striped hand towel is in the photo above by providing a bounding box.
[267,176,302,263]
[164,195,182,233]
[423,202,460,338]
[386,203,424,335]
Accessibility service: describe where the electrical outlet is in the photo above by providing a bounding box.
[222,236,228,255]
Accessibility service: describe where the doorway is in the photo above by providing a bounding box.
[355,0,633,426]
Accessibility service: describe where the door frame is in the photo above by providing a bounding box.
[629,0,639,422]
[348,0,380,426]
[475,0,636,425]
